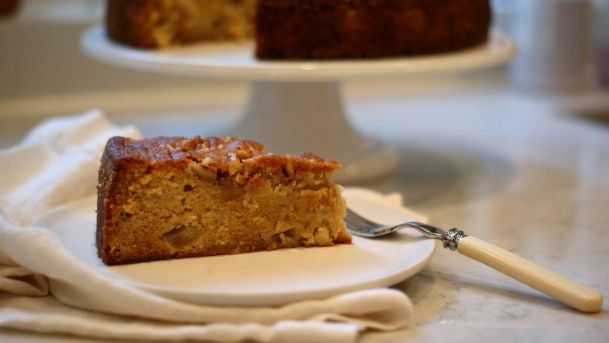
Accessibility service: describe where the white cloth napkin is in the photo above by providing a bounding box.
[0,110,418,342]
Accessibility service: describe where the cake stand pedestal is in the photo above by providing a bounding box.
[233,81,395,180]
[81,27,515,182]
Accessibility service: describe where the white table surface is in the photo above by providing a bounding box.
[1,82,608,342]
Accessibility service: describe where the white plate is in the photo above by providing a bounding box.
[81,26,516,81]
[38,188,435,306]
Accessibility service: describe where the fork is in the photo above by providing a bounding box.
[345,208,603,313]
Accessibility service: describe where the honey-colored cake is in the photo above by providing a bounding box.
[96,136,351,265]
[255,0,492,59]
[106,0,255,48]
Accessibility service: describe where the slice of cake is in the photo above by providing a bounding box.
[106,0,255,48]
[255,0,491,59]
[96,136,351,265]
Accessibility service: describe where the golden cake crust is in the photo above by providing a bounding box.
[102,136,340,174]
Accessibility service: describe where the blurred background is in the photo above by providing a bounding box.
[1,0,608,149]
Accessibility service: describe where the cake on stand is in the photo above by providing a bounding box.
[82,27,515,182]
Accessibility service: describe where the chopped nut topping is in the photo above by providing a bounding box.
[236,149,251,159]
[179,138,201,151]
[201,157,214,167]
[227,152,238,161]
[234,173,249,186]
[188,162,216,181]
[228,159,243,175]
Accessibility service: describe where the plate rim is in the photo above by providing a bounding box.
[119,235,435,305]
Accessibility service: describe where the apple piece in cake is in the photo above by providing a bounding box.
[96,136,351,265]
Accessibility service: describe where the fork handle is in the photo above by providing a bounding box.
[456,236,603,313]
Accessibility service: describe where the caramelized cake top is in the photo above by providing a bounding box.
[102,136,340,184]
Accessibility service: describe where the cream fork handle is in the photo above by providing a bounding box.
[457,236,603,313]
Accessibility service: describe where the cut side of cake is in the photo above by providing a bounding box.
[96,136,351,265]
[106,0,255,48]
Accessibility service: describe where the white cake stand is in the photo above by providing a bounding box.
[81,27,515,182]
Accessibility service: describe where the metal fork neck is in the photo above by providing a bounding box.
[405,223,444,240]
[406,223,467,251]
[442,228,467,251]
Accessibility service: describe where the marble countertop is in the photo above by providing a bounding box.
[1,85,608,342]
[352,90,609,342]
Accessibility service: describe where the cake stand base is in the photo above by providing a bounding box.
[228,81,397,182]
